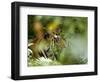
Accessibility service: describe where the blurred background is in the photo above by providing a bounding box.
[28,15,88,66]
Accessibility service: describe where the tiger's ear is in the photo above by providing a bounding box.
[56,27,62,34]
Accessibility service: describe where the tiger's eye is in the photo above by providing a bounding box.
[44,33,50,39]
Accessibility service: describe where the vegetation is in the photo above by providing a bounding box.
[28,15,88,66]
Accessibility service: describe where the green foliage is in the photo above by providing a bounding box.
[28,15,88,66]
